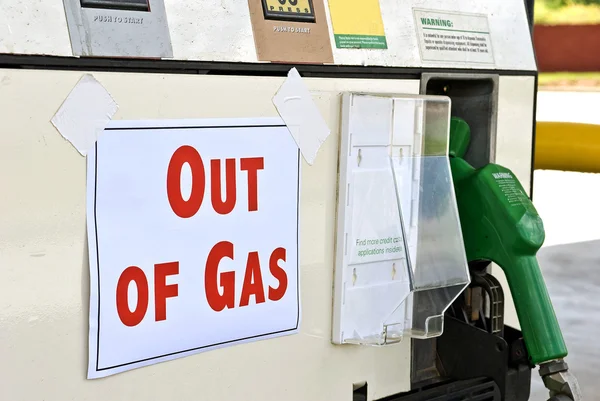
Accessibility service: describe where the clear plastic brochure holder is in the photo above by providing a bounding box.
[332,93,471,345]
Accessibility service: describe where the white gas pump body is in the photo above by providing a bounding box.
[0,1,536,400]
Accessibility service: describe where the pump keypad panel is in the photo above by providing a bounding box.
[262,0,316,23]
[80,0,150,12]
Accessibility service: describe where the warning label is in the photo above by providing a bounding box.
[414,9,495,65]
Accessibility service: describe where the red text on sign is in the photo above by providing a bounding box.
[166,145,264,218]
[116,147,288,328]
[154,262,179,321]
[116,262,179,326]
[115,246,288,326]
[205,241,288,312]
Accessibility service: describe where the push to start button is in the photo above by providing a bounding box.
[261,0,316,23]
[80,0,150,12]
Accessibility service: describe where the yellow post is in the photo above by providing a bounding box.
[535,122,600,173]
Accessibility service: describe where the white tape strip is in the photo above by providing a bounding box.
[273,68,331,165]
[51,74,118,156]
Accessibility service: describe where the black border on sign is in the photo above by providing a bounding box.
[93,123,300,372]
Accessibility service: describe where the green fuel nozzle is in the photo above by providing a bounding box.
[448,117,567,365]
[448,117,581,401]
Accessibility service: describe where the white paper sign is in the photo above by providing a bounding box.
[413,9,495,65]
[87,118,301,379]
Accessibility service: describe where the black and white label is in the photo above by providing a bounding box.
[413,9,495,65]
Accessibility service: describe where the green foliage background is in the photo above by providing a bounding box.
[544,0,599,7]
[535,0,600,24]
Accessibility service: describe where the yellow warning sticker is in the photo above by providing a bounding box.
[327,0,387,49]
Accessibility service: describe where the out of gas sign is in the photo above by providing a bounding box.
[86,118,301,379]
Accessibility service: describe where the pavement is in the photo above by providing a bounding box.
[528,91,600,401]
[530,239,600,401]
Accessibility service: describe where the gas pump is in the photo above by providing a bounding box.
[0,0,578,400]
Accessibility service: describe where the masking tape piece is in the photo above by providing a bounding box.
[273,68,331,165]
[51,74,118,156]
